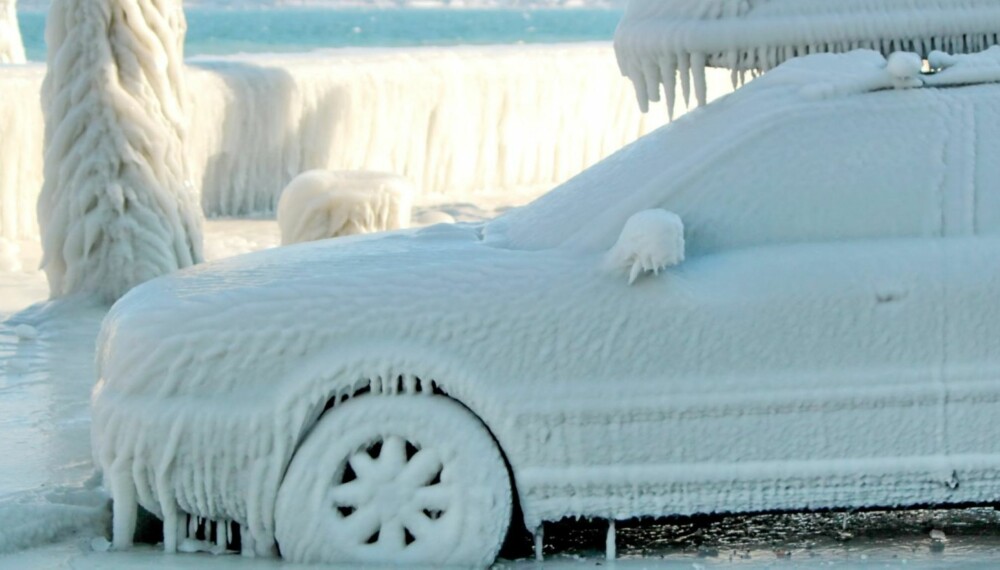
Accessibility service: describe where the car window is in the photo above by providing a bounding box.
[659,90,950,256]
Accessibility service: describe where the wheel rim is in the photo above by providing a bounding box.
[328,435,454,553]
[275,396,512,566]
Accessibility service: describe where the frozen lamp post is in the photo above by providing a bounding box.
[38,0,203,302]
[0,0,25,63]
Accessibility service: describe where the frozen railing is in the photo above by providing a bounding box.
[615,0,1000,115]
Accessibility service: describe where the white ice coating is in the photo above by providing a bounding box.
[39,0,204,301]
[615,0,1000,114]
[92,49,1000,562]
[0,0,24,64]
[605,209,684,285]
[277,170,413,245]
[0,44,676,241]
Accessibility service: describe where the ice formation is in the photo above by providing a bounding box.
[39,0,204,301]
[605,209,684,285]
[0,64,42,241]
[277,170,413,246]
[0,0,24,64]
[0,44,692,241]
[92,48,1000,564]
[0,236,20,271]
[615,0,1000,114]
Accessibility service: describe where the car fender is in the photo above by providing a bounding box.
[271,339,529,528]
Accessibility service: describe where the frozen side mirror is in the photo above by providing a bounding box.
[605,209,685,285]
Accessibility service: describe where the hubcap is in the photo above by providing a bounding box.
[328,435,449,550]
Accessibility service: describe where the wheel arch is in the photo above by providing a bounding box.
[274,342,530,540]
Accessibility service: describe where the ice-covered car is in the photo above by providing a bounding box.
[93,48,1000,567]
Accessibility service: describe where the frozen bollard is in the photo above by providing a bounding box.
[277,170,414,246]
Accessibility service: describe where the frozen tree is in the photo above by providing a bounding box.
[38,0,203,302]
[0,0,25,63]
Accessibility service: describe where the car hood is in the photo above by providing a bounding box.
[94,222,595,400]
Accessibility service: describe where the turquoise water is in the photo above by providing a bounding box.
[17,8,622,62]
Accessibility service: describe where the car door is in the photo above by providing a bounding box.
[570,90,963,517]
[507,88,965,525]
[941,87,1000,500]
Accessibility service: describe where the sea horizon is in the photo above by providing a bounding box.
[16,6,623,62]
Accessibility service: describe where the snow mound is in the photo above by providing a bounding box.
[412,209,457,227]
[277,170,414,245]
[605,209,684,285]
[14,323,37,341]
[886,51,924,88]
[615,0,1000,114]
[0,486,110,555]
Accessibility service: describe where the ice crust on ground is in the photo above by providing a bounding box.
[615,0,1000,114]
[39,0,204,301]
[0,44,720,241]
[277,170,413,245]
[90,48,1000,558]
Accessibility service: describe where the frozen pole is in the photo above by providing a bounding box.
[38,0,203,302]
[0,0,25,63]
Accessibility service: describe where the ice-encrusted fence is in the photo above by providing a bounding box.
[0,43,675,240]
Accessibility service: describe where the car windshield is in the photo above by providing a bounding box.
[482,85,782,253]
[485,51,955,256]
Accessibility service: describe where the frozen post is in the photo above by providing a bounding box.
[0,0,25,63]
[38,0,203,302]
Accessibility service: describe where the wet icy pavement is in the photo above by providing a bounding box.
[7,508,1000,568]
[6,217,1000,566]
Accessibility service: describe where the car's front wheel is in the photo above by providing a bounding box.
[274,394,513,567]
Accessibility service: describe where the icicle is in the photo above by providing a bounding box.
[691,52,708,107]
[678,52,691,109]
[162,501,180,553]
[629,63,650,113]
[109,466,138,549]
[727,49,739,89]
[534,524,544,561]
[187,513,196,539]
[659,53,678,120]
[642,61,661,104]
[606,519,617,561]
[216,520,227,549]
[241,529,256,557]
